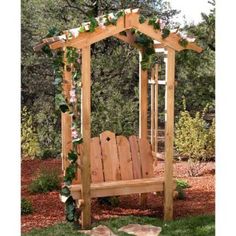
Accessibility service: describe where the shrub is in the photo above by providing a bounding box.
[29,168,61,193]
[175,100,215,162]
[21,198,33,215]
[21,106,41,159]
[176,179,190,200]
[41,149,56,160]
[176,179,190,189]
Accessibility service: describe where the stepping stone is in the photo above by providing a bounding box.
[118,224,162,236]
[78,225,117,236]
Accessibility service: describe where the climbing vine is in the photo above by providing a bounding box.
[41,9,190,223]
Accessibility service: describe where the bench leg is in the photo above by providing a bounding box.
[140,193,147,207]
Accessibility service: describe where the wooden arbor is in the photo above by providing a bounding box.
[34,9,202,229]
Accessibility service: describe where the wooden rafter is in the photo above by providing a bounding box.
[34,9,202,53]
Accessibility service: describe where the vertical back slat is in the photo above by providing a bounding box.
[90,137,104,183]
[116,136,133,180]
[100,131,121,181]
[129,135,142,179]
[139,138,154,178]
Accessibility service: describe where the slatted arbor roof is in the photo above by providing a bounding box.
[34,8,202,52]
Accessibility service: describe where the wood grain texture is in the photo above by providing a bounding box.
[70,177,173,199]
[81,45,91,229]
[61,50,73,172]
[154,64,159,153]
[150,67,155,150]
[164,47,175,221]
[129,136,142,179]
[139,51,148,139]
[100,131,121,181]
[139,138,154,178]
[90,137,104,183]
[116,135,133,180]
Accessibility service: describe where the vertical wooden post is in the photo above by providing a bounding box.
[81,45,91,229]
[164,47,175,221]
[139,51,148,139]
[139,51,148,206]
[61,49,73,172]
[154,64,159,153]
[150,67,155,150]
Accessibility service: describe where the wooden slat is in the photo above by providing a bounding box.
[164,47,175,221]
[81,45,91,228]
[154,64,159,153]
[139,139,154,178]
[129,136,142,179]
[90,137,104,183]
[139,51,148,139]
[100,131,121,181]
[150,67,155,150]
[70,177,172,199]
[116,136,133,180]
[61,50,72,172]
[139,51,148,206]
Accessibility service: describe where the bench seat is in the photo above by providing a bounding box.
[70,177,176,200]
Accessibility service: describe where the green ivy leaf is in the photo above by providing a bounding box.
[139,15,146,24]
[79,26,85,33]
[68,150,77,162]
[179,38,188,48]
[162,28,170,39]
[60,104,69,113]
[42,45,53,57]
[89,17,98,32]
[116,10,125,18]
[61,186,71,197]
[153,22,160,30]
[72,138,83,145]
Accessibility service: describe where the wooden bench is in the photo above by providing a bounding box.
[70,130,176,201]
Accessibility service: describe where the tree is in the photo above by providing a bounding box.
[174,1,215,115]
[21,0,183,155]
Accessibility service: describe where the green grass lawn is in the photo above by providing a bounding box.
[23,214,215,236]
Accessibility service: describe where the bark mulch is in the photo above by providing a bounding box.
[21,159,215,233]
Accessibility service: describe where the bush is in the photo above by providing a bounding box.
[29,168,61,193]
[176,179,190,200]
[21,198,33,215]
[175,100,215,162]
[21,106,41,159]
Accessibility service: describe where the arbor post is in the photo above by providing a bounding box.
[81,45,91,228]
[139,51,148,206]
[61,48,72,172]
[164,46,175,221]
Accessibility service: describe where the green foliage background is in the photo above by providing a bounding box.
[21,0,215,158]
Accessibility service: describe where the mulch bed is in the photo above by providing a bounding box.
[21,159,215,233]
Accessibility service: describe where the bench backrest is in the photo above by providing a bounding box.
[75,131,154,184]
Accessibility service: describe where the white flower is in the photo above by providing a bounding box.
[84,24,90,31]
[69,28,79,38]
[99,22,106,29]
[72,129,78,139]
[160,20,166,30]
[108,13,115,20]
[70,89,76,97]
[69,97,76,103]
